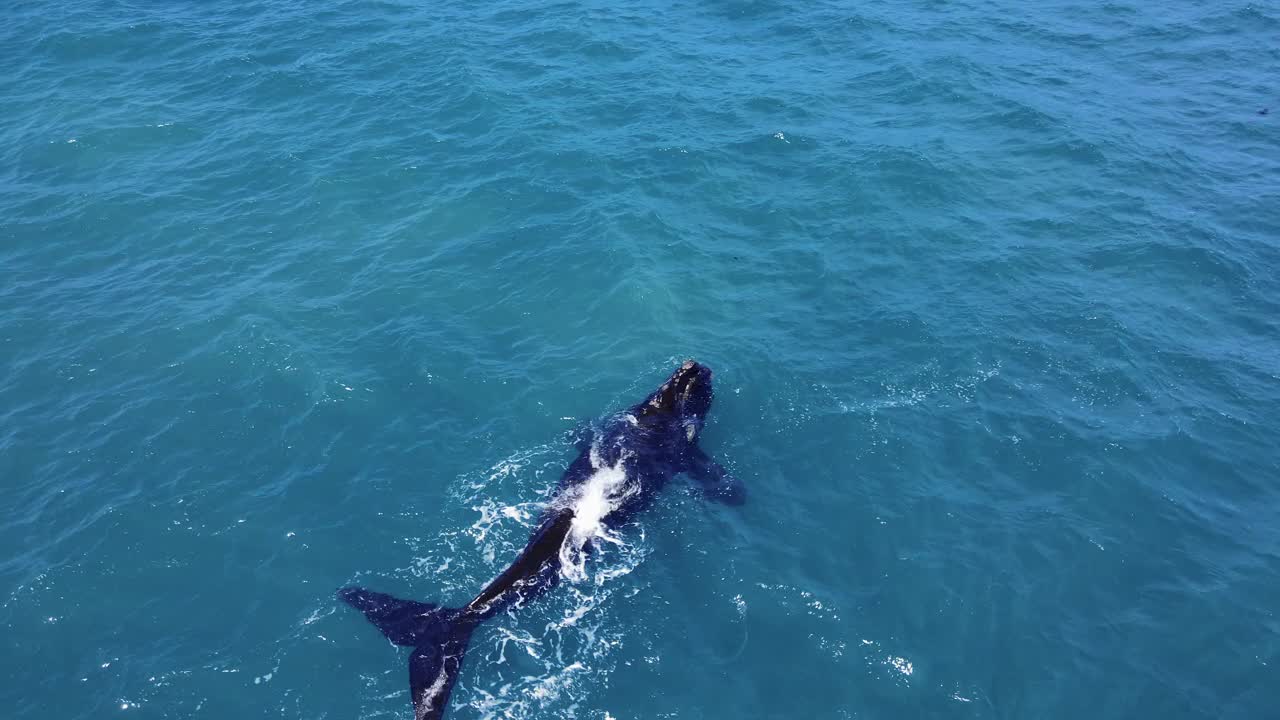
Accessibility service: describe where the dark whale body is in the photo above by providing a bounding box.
[339,360,743,720]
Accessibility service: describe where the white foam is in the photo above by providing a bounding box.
[492,627,540,664]
[527,662,584,701]
[301,607,333,626]
[886,656,914,676]
[558,441,635,583]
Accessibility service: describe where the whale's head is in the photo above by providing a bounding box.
[637,360,714,440]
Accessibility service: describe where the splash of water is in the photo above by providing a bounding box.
[558,440,637,583]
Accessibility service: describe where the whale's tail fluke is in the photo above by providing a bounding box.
[339,586,476,720]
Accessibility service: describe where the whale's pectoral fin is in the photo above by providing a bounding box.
[685,446,746,505]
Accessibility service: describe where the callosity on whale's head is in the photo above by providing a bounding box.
[637,360,714,440]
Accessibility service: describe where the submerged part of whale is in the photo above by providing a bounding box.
[339,360,743,720]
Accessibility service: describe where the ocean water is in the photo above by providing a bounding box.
[2,0,1278,718]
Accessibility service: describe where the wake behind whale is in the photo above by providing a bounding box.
[340,361,744,720]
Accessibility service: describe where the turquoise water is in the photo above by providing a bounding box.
[3,0,1278,717]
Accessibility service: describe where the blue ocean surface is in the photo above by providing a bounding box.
[2,0,1278,718]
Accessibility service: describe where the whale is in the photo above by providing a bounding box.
[339,360,744,720]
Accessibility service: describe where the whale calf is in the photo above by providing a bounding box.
[339,360,744,720]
